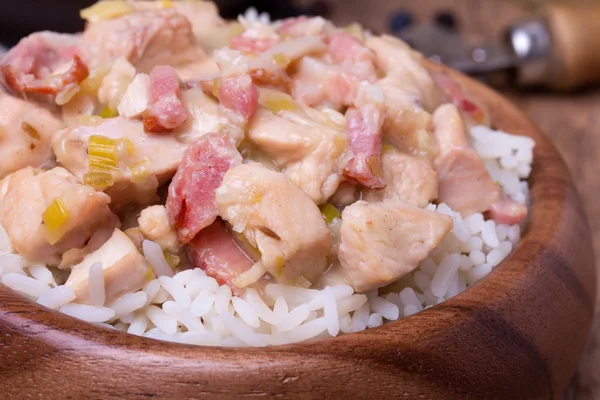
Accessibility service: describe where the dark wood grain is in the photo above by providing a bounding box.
[0,64,594,399]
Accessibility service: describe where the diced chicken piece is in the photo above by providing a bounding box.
[278,16,334,38]
[248,107,347,203]
[175,88,243,143]
[97,57,136,110]
[0,92,63,178]
[360,37,440,158]
[248,36,327,90]
[366,34,441,111]
[59,227,115,269]
[0,167,118,265]
[187,219,254,295]
[138,205,178,252]
[336,201,453,292]
[166,132,242,245]
[168,0,230,52]
[343,104,386,189]
[81,9,204,72]
[143,65,188,132]
[377,73,438,159]
[429,69,490,126]
[250,36,327,71]
[56,90,221,194]
[216,163,331,284]
[363,147,438,207]
[487,191,528,225]
[1,32,88,102]
[118,73,151,118]
[65,229,147,304]
[433,104,499,216]
[176,58,219,81]
[292,55,376,109]
[52,117,188,210]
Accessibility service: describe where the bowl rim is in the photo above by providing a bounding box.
[0,63,595,399]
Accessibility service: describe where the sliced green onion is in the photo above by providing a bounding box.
[319,203,341,224]
[42,198,70,245]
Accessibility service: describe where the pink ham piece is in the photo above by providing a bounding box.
[230,35,278,54]
[343,104,386,189]
[218,75,259,121]
[487,191,527,225]
[186,219,254,295]
[328,32,375,64]
[143,65,188,132]
[166,132,242,245]
[1,32,88,98]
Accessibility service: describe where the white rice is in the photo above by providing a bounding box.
[0,125,533,346]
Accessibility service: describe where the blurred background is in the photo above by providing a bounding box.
[1,0,598,398]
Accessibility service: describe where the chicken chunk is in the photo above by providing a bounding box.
[366,35,442,159]
[336,201,453,292]
[0,92,63,178]
[138,205,178,252]
[53,119,186,211]
[433,104,499,216]
[97,57,136,110]
[81,9,204,72]
[216,162,331,284]
[363,147,438,207]
[248,106,347,203]
[376,73,438,159]
[291,55,375,110]
[65,229,147,305]
[366,35,441,111]
[0,167,118,265]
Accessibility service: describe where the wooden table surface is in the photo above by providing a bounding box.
[327,0,600,397]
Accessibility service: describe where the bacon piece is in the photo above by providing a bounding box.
[143,66,188,132]
[166,132,242,245]
[230,35,278,54]
[430,70,489,126]
[1,33,88,98]
[343,104,386,189]
[487,191,527,225]
[328,32,374,64]
[186,219,254,295]
[218,75,259,121]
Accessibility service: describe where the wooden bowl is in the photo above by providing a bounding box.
[0,66,595,399]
